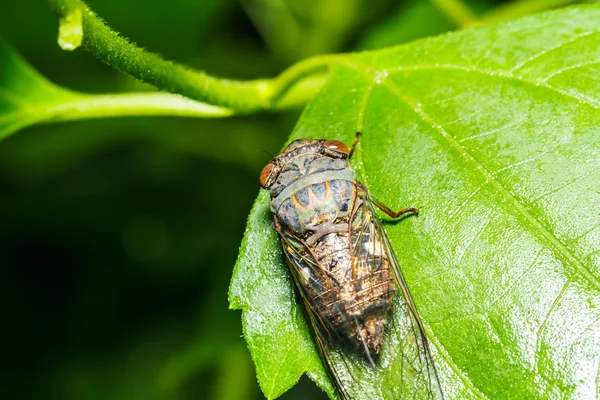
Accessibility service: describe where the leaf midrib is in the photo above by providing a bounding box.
[340,65,489,398]
[425,328,490,400]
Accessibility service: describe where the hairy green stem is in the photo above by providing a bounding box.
[48,0,334,114]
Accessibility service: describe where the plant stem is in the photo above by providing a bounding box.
[268,56,340,105]
[48,0,333,114]
[47,92,234,123]
[430,0,479,28]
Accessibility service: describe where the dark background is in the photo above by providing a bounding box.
[0,0,544,399]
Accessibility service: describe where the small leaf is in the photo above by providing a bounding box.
[0,38,70,137]
[0,39,233,140]
[231,5,600,399]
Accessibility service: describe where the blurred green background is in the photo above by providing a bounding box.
[0,0,572,399]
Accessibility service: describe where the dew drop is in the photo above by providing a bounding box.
[373,69,388,84]
[58,7,83,51]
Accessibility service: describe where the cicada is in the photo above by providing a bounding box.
[259,133,443,399]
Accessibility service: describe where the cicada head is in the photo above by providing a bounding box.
[259,138,352,189]
[259,139,311,189]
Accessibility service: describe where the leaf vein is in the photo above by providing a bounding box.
[367,71,600,292]
[585,248,600,261]
[490,246,544,308]
[340,63,495,397]
[446,186,483,221]
[531,166,600,202]
[267,334,301,399]
[570,220,600,244]
[542,59,600,83]
[534,280,570,370]
[493,139,567,175]
[456,210,493,267]
[460,121,522,142]
[425,326,490,399]
[389,63,600,110]
[509,30,600,73]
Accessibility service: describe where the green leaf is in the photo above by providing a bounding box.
[0,38,234,140]
[230,5,600,399]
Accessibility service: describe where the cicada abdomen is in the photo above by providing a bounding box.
[259,134,443,400]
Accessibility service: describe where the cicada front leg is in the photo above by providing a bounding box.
[368,195,419,219]
[357,183,419,219]
[348,132,419,219]
[348,131,361,158]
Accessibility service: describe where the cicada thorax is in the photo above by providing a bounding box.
[268,143,395,359]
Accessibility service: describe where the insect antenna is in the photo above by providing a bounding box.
[258,149,275,159]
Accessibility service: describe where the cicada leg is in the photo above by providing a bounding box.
[369,196,419,218]
[348,131,361,158]
[356,181,419,218]
[350,133,419,218]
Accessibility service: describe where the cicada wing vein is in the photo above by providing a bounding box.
[351,184,444,400]
[279,230,339,342]
[277,229,357,400]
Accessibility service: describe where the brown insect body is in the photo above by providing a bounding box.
[260,136,443,399]
[264,139,392,357]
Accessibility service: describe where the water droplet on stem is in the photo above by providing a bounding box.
[58,7,83,51]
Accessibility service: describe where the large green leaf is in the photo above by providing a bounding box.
[230,5,600,399]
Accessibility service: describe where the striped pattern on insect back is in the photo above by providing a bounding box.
[276,179,355,243]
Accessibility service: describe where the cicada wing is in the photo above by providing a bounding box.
[276,228,357,400]
[275,184,443,400]
[349,184,444,400]
[277,229,338,341]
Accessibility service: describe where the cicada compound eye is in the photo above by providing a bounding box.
[259,163,275,188]
[323,140,350,156]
